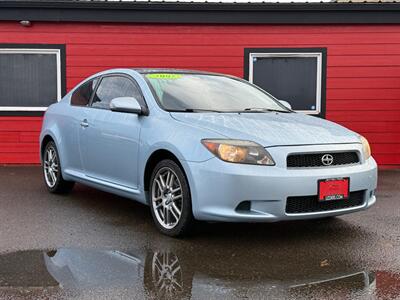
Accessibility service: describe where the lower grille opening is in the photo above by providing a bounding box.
[286,190,365,214]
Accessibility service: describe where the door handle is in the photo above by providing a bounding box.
[80,119,89,128]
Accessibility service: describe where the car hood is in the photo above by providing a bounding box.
[170,112,360,147]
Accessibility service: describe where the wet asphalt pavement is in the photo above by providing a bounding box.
[0,166,399,299]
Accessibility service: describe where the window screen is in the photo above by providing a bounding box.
[246,49,326,116]
[71,78,98,106]
[252,57,317,111]
[0,51,60,109]
[92,76,144,110]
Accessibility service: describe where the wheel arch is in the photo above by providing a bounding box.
[40,134,56,162]
[143,149,188,194]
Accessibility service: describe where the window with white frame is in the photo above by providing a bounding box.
[245,48,327,117]
[0,45,65,113]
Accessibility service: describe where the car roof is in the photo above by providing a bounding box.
[133,68,228,77]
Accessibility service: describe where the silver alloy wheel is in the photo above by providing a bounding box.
[151,167,183,230]
[151,251,183,298]
[44,145,59,188]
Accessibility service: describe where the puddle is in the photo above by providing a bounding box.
[0,248,399,299]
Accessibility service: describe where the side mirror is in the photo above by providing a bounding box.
[279,100,292,110]
[110,97,142,114]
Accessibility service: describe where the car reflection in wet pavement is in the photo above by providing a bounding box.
[0,248,399,300]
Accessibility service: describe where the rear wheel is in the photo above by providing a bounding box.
[43,141,74,194]
[149,159,194,237]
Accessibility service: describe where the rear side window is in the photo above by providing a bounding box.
[70,78,98,106]
[91,76,144,110]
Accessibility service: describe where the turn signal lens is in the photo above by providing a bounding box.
[360,135,371,160]
[201,139,275,165]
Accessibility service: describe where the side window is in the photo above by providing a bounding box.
[91,76,144,110]
[71,78,98,106]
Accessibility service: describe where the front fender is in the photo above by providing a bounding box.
[137,114,224,197]
[139,113,225,163]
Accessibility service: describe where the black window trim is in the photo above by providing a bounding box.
[89,73,149,115]
[244,47,327,118]
[0,43,66,116]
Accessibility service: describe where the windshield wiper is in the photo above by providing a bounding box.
[241,107,291,113]
[168,108,223,113]
[168,108,291,113]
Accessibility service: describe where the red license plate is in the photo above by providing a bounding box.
[318,178,349,201]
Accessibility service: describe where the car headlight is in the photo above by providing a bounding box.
[201,139,275,165]
[359,135,371,160]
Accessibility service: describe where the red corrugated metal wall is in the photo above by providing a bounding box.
[0,22,399,166]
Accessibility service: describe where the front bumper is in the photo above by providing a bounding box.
[184,143,378,222]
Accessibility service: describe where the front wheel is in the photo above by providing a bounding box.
[43,141,75,194]
[149,159,194,237]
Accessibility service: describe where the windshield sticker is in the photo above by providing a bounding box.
[147,74,183,80]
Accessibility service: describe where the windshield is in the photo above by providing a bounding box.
[144,73,290,113]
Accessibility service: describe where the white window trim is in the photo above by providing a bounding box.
[0,48,62,111]
[248,52,323,115]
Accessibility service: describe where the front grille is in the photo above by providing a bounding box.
[287,152,359,168]
[286,190,365,214]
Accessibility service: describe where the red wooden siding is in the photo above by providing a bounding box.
[0,22,399,166]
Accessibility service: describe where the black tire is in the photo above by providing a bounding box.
[42,141,75,194]
[149,159,194,237]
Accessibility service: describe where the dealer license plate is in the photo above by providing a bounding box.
[318,178,349,201]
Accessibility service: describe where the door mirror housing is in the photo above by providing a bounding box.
[110,97,143,114]
[278,100,292,110]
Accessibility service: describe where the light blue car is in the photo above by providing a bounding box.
[40,68,377,236]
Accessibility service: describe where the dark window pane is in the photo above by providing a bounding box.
[71,78,98,106]
[0,53,58,107]
[92,76,144,110]
[252,57,318,111]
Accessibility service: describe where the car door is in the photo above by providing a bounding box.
[67,77,99,174]
[79,74,145,189]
